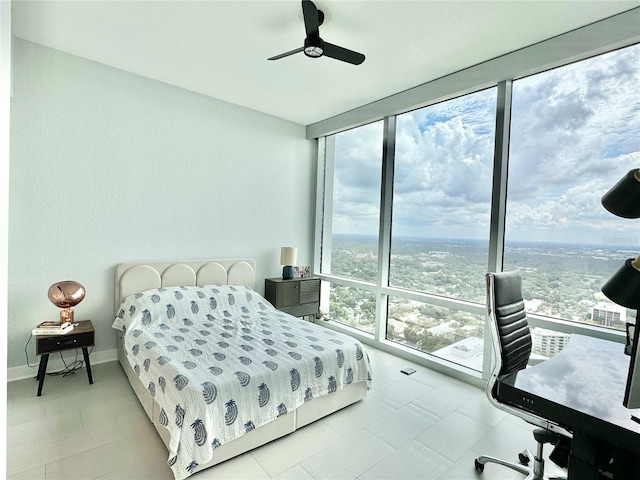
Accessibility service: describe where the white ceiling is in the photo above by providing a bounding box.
[11,1,640,126]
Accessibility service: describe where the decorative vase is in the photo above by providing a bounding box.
[282,266,294,280]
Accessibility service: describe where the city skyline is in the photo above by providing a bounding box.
[332,232,639,250]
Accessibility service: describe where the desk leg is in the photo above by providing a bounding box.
[82,347,93,385]
[608,447,640,479]
[568,432,606,480]
[568,456,599,480]
[36,354,49,396]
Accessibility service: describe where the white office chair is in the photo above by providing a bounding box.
[475,271,571,480]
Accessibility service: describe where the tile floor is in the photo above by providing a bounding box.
[7,346,566,479]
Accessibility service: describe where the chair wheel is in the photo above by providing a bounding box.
[518,452,529,465]
[474,458,484,472]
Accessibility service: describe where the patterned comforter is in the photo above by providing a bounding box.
[113,285,372,480]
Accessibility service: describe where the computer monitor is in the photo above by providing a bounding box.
[624,314,640,411]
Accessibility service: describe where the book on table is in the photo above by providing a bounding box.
[32,321,74,336]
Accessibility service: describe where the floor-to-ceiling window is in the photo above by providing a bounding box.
[320,90,497,371]
[504,44,640,356]
[322,121,383,335]
[315,32,639,379]
[387,89,496,370]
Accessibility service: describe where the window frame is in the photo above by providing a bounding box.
[312,12,639,384]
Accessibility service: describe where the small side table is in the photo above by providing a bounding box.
[35,319,95,396]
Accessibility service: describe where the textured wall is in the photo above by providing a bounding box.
[8,39,315,369]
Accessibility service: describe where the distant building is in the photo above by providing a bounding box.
[427,323,455,336]
[524,298,543,312]
[591,302,626,327]
[432,336,484,371]
[450,338,483,359]
[531,327,570,357]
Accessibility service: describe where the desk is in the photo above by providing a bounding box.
[498,334,640,479]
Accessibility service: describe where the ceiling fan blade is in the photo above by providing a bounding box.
[302,0,320,38]
[268,47,304,61]
[323,42,366,65]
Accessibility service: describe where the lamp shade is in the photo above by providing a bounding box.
[47,281,85,308]
[601,169,640,219]
[280,247,298,266]
[602,256,640,310]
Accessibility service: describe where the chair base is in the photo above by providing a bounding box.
[475,448,566,480]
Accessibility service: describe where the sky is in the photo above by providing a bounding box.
[330,43,640,247]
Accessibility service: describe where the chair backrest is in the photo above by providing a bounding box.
[486,271,532,377]
[484,271,570,438]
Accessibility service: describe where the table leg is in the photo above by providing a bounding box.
[567,455,599,480]
[567,432,605,480]
[36,354,49,396]
[82,347,93,384]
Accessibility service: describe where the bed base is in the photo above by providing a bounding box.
[117,335,366,474]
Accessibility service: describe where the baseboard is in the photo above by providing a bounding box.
[7,348,118,382]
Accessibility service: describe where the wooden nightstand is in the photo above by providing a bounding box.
[35,319,95,396]
[265,277,320,318]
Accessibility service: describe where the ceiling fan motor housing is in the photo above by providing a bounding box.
[304,36,324,58]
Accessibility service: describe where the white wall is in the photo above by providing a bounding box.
[1,1,12,475]
[8,39,315,370]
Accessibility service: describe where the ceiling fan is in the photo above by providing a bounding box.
[268,0,365,65]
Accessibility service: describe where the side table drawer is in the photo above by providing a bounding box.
[281,302,320,318]
[37,332,95,355]
[299,278,320,303]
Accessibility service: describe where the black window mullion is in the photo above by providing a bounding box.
[375,115,396,341]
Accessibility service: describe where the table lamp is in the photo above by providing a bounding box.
[280,247,297,280]
[48,280,86,325]
[600,168,640,409]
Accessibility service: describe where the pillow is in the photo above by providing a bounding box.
[112,285,269,332]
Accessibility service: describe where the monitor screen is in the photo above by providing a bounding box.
[624,315,640,409]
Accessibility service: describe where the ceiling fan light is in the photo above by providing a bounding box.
[304,46,323,57]
[304,37,324,58]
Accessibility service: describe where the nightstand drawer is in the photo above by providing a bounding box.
[36,331,94,355]
[299,279,320,303]
[280,302,320,318]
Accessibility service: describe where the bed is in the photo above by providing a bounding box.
[112,259,372,479]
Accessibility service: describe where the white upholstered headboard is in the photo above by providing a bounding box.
[114,259,256,311]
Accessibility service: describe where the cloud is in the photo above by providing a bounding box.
[391,89,496,237]
[508,45,640,195]
[328,44,640,245]
[506,45,640,242]
[331,120,384,234]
